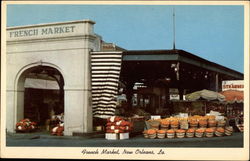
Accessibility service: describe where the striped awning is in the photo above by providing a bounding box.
[91,51,123,118]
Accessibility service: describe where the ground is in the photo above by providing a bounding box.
[6,131,243,147]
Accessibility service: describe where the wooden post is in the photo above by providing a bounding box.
[215,73,219,92]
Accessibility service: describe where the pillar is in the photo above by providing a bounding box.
[215,73,219,92]
[63,20,95,136]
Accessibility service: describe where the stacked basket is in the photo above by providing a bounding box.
[208,119,217,132]
[180,120,189,130]
[199,120,208,128]
[170,120,179,130]
[166,129,175,138]
[148,120,160,130]
[225,126,233,136]
[205,128,215,137]
[143,130,149,138]
[186,128,195,138]
[176,129,186,138]
[147,129,157,139]
[160,119,170,130]
[195,128,205,138]
[215,127,225,137]
[217,120,226,127]
[189,119,198,129]
[157,130,166,139]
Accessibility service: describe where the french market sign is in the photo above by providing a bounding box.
[9,25,76,38]
[6,21,91,41]
[222,80,244,91]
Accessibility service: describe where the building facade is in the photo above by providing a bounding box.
[6,20,101,135]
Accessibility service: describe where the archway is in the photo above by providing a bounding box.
[16,65,64,131]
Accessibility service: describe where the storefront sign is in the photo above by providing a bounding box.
[9,25,76,38]
[8,25,76,38]
[169,88,180,100]
[222,80,244,91]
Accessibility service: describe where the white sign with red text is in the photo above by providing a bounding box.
[222,80,244,91]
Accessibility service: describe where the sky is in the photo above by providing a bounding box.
[7,4,244,73]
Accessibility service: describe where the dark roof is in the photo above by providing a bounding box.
[122,49,243,79]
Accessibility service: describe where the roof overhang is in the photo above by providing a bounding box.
[122,49,243,79]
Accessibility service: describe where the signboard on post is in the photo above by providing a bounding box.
[169,88,180,100]
[222,80,244,91]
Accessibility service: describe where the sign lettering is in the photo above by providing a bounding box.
[9,25,76,38]
[222,80,244,91]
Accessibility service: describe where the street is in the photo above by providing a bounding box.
[6,132,243,147]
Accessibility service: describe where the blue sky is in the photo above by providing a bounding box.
[7,5,244,73]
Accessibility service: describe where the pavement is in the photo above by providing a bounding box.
[6,131,243,147]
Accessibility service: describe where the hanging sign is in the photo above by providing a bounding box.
[222,80,244,91]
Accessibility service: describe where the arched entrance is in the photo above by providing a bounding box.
[15,65,64,131]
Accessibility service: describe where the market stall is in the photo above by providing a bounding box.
[220,90,244,132]
[185,89,225,114]
[142,115,233,139]
[139,89,235,139]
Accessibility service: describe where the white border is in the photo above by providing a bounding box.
[1,1,249,160]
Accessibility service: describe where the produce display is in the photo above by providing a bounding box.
[157,130,166,139]
[106,116,133,134]
[166,129,175,139]
[143,115,233,139]
[180,120,189,130]
[198,120,208,128]
[16,118,37,132]
[186,128,195,138]
[147,120,160,130]
[160,119,170,130]
[51,123,64,136]
[205,128,215,137]
[170,120,179,129]
[215,127,225,137]
[147,129,157,139]
[195,128,205,138]
[176,129,185,138]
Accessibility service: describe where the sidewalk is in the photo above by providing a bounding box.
[6,131,243,147]
[6,130,105,140]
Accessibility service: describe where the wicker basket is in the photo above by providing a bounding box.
[148,120,160,130]
[205,132,214,137]
[176,132,185,138]
[170,124,179,129]
[195,132,204,138]
[210,127,217,131]
[180,121,189,130]
[148,133,157,139]
[143,133,149,138]
[217,120,226,127]
[208,119,217,127]
[186,132,194,138]
[225,126,233,136]
[166,133,175,139]
[215,131,224,137]
[161,124,169,130]
[157,133,166,139]
[199,125,207,128]
[190,124,198,129]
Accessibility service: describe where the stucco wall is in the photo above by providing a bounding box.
[6,20,98,135]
